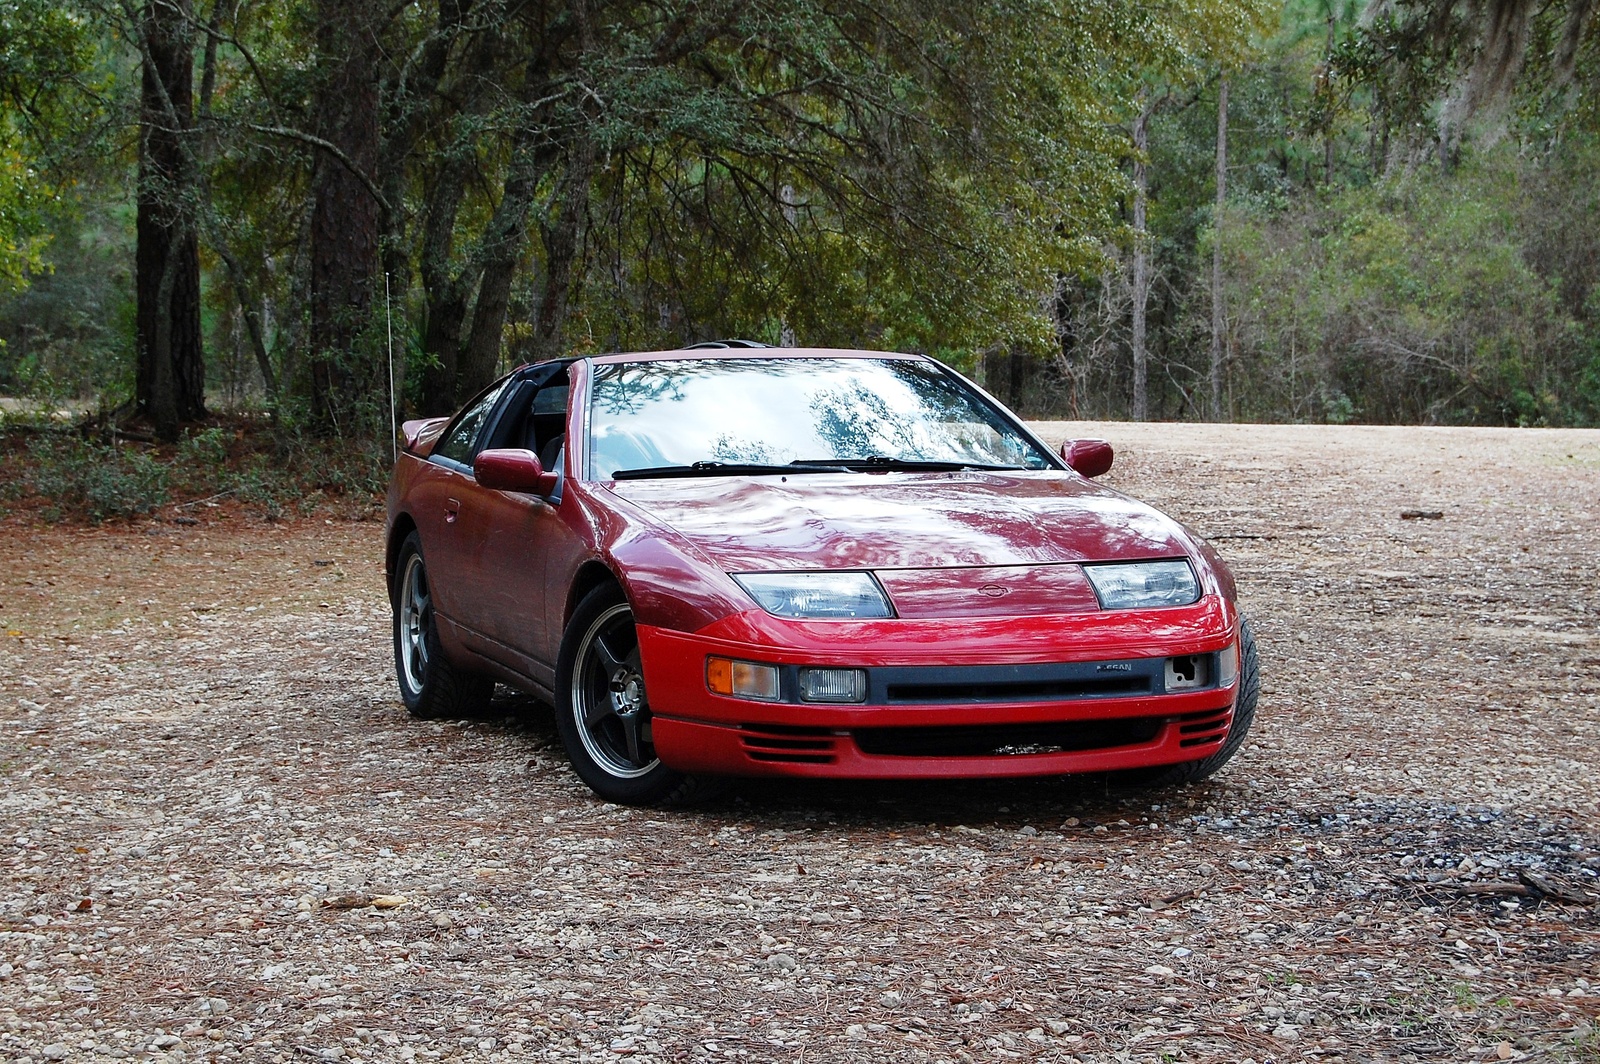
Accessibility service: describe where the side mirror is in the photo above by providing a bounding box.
[1060,438,1114,478]
[473,448,559,496]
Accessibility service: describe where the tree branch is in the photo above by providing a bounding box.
[246,124,395,215]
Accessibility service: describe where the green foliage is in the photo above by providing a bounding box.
[173,420,388,512]
[8,0,1598,429]
[0,0,109,294]
[0,194,135,398]
[0,132,48,292]
[24,434,170,521]
[412,0,1245,375]
[1211,147,1598,425]
[2,415,394,525]
[1044,0,1600,426]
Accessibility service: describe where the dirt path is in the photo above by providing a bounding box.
[1,424,1597,1063]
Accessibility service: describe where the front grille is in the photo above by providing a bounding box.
[739,724,839,764]
[852,717,1163,758]
[884,675,1150,704]
[871,659,1166,705]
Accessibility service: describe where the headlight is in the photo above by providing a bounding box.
[1082,560,1200,609]
[732,571,894,619]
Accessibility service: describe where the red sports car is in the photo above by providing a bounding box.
[385,345,1258,804]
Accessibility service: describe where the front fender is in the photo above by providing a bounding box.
[565,481,753,635]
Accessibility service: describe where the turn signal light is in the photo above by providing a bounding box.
[706,656,780,701]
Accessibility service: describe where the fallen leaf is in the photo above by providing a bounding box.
[370,895,408,909]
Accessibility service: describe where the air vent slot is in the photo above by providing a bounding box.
[1176,708,1230,747]
[739,724,839,764]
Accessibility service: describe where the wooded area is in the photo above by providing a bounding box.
[1,0,1597,444]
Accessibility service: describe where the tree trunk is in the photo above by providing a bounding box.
[979,348,1032,411]
[308,0,383,434]
[136,0,205,440]
[148,236,182,440]
[376,0,478,368]
[1130,99,1151,422]
[214,242,279,400]
[533,138,596,361]
[1208,74,1228,423]
[417,155,474,413]
[456,141,553,399]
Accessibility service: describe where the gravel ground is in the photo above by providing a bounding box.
[2,422,1597,1064]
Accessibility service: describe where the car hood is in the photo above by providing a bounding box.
[604,471,1194,573]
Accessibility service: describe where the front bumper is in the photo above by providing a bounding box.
[637,598,1240,779]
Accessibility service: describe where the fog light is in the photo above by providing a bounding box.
[1165,654,1211,691]
[706,656,780,701]
[797,667,867,703]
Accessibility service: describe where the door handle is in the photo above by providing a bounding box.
[445,498,461,523]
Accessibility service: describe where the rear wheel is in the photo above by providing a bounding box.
[392,532,494,719]
[1126,616,1260,786]
[554,583,713,805]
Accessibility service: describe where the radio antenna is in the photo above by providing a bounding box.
[386,272,396,462]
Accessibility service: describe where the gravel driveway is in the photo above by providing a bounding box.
[2,423,1597,1063]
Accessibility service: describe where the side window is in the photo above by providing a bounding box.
[530,384,570,465]
[482,376,569,462]
[432,378,511,466]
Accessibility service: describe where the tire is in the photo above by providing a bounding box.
[553,583,714,805]
[392,531,494,719]
[1125,616,1260,787]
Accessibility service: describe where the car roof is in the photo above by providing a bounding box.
[586,347,931,366]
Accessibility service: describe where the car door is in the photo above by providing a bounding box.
[409,376,514,644]
[456,371,573,689]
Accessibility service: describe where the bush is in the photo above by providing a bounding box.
[25,434,169,521]
[1213,149,1594,425]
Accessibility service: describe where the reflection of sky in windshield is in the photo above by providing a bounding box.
[587,358,1052,477]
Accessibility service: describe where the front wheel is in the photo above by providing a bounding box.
[553,584,713,805]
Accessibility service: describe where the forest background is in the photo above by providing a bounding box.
[1,0,1598,517]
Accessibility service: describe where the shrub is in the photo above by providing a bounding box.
[24,434,169,521]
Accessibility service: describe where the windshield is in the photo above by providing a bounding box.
[586,356,1055,479]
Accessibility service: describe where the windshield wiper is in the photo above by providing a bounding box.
[611,460,850,480]
[612,456,1028,479]
[791,455,1027,472]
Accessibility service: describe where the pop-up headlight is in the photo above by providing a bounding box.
[1082,560,1200,609]
[732,572,894,619]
